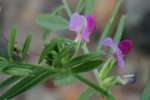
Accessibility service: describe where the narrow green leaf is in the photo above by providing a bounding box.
[5,68,33,76]
[8,27,17,61]
[141,67,150,100]
[36,15,68,31]
[0,63,49,76]
[0,70,54,99]
[62,0,72,17]
[51,5,65,15]
[76,0,85,13]
[85,0,95,15]
[21,34,32,60]
[78,87,95,100]
[66,53,100,67]
[113,15,127,43]
[71,60,102,73]
[0,76,19,90]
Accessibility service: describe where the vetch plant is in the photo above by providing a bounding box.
[0,0,147,100]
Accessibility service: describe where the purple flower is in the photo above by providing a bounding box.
[118,39,132,55]
[101,37,125,68]
[69,13,96,42]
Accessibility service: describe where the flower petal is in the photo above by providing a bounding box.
[118,39,132,55]
[101,37,117,51]
[86,15,96,32]
[82,29,90,42]
[101,37,125,68]
[115,48,125,68]
[69,13,87,34]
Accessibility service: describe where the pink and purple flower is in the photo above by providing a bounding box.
[69,13,96,42]
[101,37,132,68]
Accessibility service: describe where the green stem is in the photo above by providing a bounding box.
[74,74,106,95]
[62,0,72,17]
[75,74,115,100]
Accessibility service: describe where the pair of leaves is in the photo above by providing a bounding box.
[36,14,68,32]
[7,27,32,62]
[97,0,123,51]
[0,70,54,99]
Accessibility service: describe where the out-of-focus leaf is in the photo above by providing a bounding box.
[113,15,127,43]
[0,63,49,76]
[38,39,58,63]
[0,70,55,99]
[78,87,95,100]
[76,0,85,13]
[36,15,68,31]
[0,76,19,90]
[54,76,76,86]
[62,0,72,17]
[141,67,150,100]
[21,34,32,60]
[84,0,95,15]
[51,5,65,15]
[8,27,17,61]
[97,0,123,51]
[71,60,102,73]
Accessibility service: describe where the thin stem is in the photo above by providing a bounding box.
[62,0,72,17]
[74,74,115,100]
[74,74,106,95]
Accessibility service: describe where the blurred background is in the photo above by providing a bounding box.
[0,0,150,100]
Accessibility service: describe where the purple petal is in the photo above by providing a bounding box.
[86,15,96,32]
[115,48,125,68]
[118,39,132,55]
[69,13,87,34]
[101,37,125,68]
[82,28,90,42]
[101,37,117,51]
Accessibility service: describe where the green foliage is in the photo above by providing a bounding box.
[113,15,127,43]
[0,0,127,99]
[21,34,32,60]
[0,76,19,90]
[0,63,47,76]
[97,0,123,51]
[76,0,85,13]
[7,27,17,61]
[51,5,65,15]
[0,71,52,99]
[62,0,72,17]
[84,0,95,15]
[141,67,150,100]
[78,87,95,100]
[36,15,68,31]
[54,76,76,86]
[71,60,102,73]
